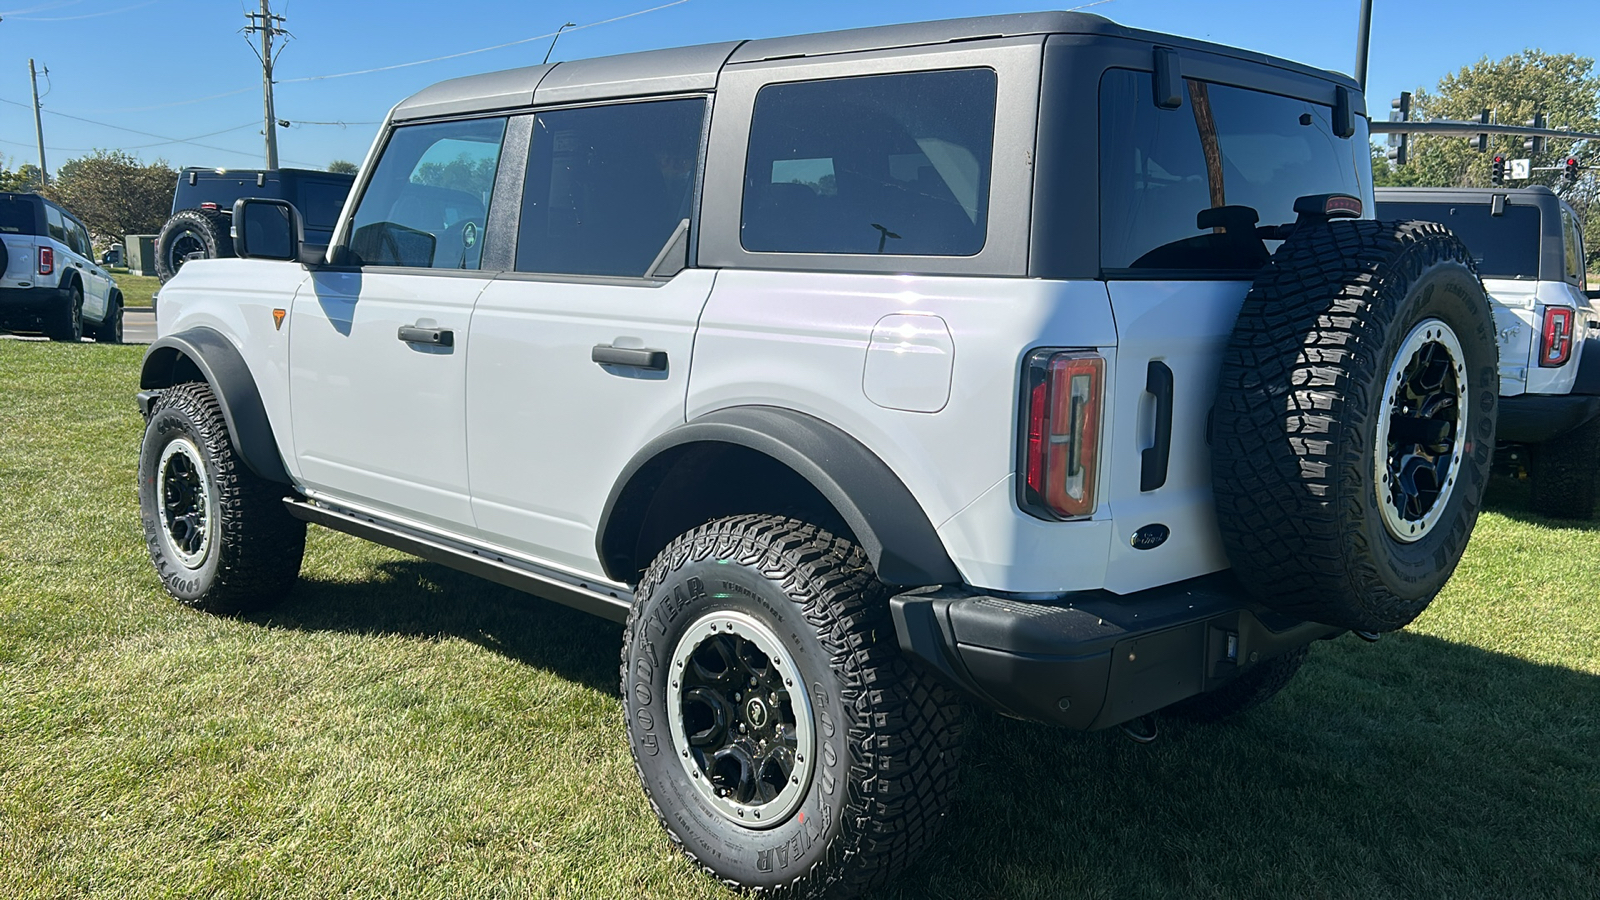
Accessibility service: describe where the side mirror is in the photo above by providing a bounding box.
[232,198,303,262]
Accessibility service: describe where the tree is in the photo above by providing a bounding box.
[0,155,44,193]
[40,150,178,247]
[1383,50,1600,270]
[328,159,359,175]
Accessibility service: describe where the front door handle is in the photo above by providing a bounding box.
[592,344,667,371]
[398,324,453,346]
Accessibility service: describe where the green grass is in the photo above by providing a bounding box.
[2,341,1598,899]
[106,269,160,309]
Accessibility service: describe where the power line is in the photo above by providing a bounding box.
[0,121,256,152]
[0,96,317,165]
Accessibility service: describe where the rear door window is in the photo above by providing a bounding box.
[45,204,66,244]
[347,116,507,270]
[1099,69,1371,276]
[1374,201,1540,279]
[1562,207,1585,288]
[0,198,36,235]
[741,68,997,257]
[516,97,706,278]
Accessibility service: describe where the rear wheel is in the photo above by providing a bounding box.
[46,283,83,342]
[1528,414,1600,520]
[622,515,964,899]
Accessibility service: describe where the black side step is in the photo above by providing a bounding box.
[283,499,633,623]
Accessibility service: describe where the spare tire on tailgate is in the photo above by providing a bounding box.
[155,208,234,282]
[1212,215,1498,633]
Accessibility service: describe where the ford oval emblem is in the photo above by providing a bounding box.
[1131,524,1170,551]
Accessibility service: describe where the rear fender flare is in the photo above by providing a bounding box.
[139,326,290,484]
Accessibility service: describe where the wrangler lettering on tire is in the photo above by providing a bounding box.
[1212,220,1499,632]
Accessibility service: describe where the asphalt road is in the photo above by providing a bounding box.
[0,307,156,345]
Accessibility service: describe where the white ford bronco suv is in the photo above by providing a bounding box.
[1376,186,1599,518]
[1,191,124,342]
[136,12,1500,898]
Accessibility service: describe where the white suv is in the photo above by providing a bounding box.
[0,191,123,342]
[135,12,1501,898]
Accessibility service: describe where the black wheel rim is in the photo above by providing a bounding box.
[668,610,814,828]
[167,230,206,274]
[156,437,212,568]
[1376,318,1470,542]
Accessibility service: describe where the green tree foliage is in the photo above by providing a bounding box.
[0,155,44,193]
[1383,50,1600,269]
[40,150,178,247]
[328,159,359,175]
[411,153,498,195]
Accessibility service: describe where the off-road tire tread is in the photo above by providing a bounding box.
[1212,219,1489,631]
[1167,645,1309,722]
[622,514,964,900]
[142,381,304,613]
[1528,414,1600,520]
[155,208,234,282]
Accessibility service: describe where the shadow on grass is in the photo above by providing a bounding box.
[1482,473,1600,531]
[250,559,623,696]
[249,549,1599,899]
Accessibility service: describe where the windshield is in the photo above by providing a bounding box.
[0,198,37,235]
[1375,201,1540,279]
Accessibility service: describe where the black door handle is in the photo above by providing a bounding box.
[592,344,667,371]
[398,324,453,346]
[1141,360,1174,492]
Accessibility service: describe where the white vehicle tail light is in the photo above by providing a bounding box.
[1020,350,1105,520]
[1539,306,1574,368]
[37,245,53,276]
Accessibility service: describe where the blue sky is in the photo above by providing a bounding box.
[1,0,1597,173]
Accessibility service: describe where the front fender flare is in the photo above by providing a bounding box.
[598,406,961,587]
[139,326,290,484]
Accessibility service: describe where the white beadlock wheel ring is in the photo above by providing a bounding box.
[156,436,214,569]
[1374,317,1470,544]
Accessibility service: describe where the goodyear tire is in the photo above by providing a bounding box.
[1528,413,1600,520]
[137,381,304,613]
[155,208,234,283]
[1212,220,1498,633]
[622,515,964,899]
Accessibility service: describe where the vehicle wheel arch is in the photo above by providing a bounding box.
[139,326,290,484]
[597,406,961,588]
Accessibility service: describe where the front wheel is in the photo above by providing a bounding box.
[137,381,305,613]
[622,515,964,899]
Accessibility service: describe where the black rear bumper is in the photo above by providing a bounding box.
[891,573,1343,731]
[1497,393,1600,444]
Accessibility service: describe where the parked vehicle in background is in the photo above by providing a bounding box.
[153,167,355,282]
[0,192,123,342]
[101,243,123,267]
[136,12,1501,898]
[1377,186,1600,518]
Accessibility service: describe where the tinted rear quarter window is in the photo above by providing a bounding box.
[741,68,997,257]
[0,198,36,235]
[1375,201,1540,279]
[1100,69,1370,276]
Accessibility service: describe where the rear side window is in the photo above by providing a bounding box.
[517,97,706,278]
[0,198,36,234]
[66,219,91,257]
[1099,69,1371,276]
[45,204,66,244]
[1374,201,1540,279]
[347,116,507,270]
[1563,207,1585,288]
[741,68,997,257]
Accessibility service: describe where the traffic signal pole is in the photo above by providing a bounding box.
[1354,0,1373,91]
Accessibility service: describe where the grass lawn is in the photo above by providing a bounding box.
[1,341,1597,899]
[106,268,160,309]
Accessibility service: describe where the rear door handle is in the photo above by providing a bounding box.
[398,324,453,346]
[1141,360,1174,492]
[592,344,667,371]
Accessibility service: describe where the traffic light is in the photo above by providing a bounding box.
[1565,157,1581,185]
[1492,155,1506,185]
[1387,92,1411,167]
[1391,91,1412,122]
[1476,109,1491,152]
[1524,112,1546,156]
[1387,133,1409,167]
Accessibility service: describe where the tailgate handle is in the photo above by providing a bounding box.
[592,344,668,371]
[1141,361,1174,493]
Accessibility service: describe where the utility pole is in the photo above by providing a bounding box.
[243,1,288,169]
[1354,0,1373,91]
[28,58,47,185]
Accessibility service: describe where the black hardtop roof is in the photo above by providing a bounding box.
[392,10,1357,122]
[180,166,353,180]
[1375,185,1570,216]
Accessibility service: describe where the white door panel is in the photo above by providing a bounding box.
[1101,280,1245,594]
[466,270,716,577]
[290,269,489,532]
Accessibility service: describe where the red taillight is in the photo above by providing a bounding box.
[1020,351,1104,519]
[200,202,219,211]
[1540,306,1575,368]
[37,246,53,275]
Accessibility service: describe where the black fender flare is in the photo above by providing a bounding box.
[597,406,961,588]
[1574,336,1600,396]
[139,326,290,484]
